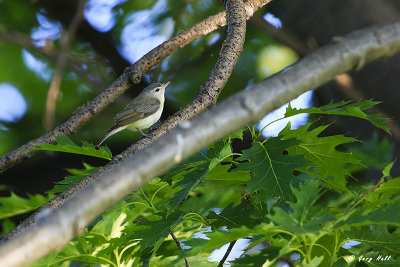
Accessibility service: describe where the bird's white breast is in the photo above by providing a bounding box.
[127,100,164,131]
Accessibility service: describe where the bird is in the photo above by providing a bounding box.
[96,81,170,147]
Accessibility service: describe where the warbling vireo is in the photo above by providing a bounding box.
[97,81,170,147]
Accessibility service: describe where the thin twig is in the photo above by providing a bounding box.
[0,30,57,57]
[0,0,270,173]
[0,0,249,247]
[45,0,85,130]
[249,15,311,56]
[217,240,237,267]
[0,30,107,92]
[170,231,190,267]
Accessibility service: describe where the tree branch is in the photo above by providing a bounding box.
[121,0,248,155]
[1,19,400,267]
[217,240,237,267]
[45,0,85,130]
[0,0,270,174]
[0,0,247,246]
[0,30,105,91]
[170,231,190,267]
[253,14,400,142]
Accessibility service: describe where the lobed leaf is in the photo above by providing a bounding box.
[284,100,390,133]
[0,192,53,220]
[32,136,112,160]
[280,123,361,191]
[236,138,309,203]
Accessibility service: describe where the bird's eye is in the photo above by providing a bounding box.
[155,88,160,92]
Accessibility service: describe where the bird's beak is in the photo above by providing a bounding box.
[163,81,171,88]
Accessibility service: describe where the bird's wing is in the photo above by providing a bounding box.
[108,98,160,131]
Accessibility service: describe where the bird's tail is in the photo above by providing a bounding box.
[96,127,125,148]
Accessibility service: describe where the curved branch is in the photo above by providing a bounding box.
[0,0,247,245]
[122,0,248,154]
[0,0,270,174]
[1,19,400,267]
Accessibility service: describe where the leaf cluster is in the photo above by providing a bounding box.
[1,101,399,266]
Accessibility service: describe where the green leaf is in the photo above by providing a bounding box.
[209,139,233,170]
[124,211,183,257]
[207,202,264,230]
[268,181,334,234]
[362,163,400,210]
[339,224,400,266]
[167,164,208,213]
[224,127,245,141]
[32,136,112,160]
[236,138,309,202]
[0,192,53,219]
[298,256,324,267]
[280,123,361,191]
[47,164,99,194]
[205,164,251,182]
[186,223,278,255]
[231,247,281,267]
[32,242,117,267]
[91,210,128,239]
[161,153,208,184]
[152,253,216,267]
[335,201,400,228]
[284,100,390,133]
[382,161,394,177]
[343,225,400,254]
[1,219,15,235]
[347,134,394,172]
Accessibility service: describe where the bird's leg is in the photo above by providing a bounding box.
[150,121,162,129]
[137,128,152,138]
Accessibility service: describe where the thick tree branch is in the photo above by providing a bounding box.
[0,0,270,174]
[122,0,248,154]
[1,19,400,267]
[0,0,247,247]
[254,14,400,141]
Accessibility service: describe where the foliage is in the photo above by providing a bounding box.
[0,1,398,266]
[47,163,99,194]
[2,100,398,266]
[0,192,53,221]
[32,136,113,160]
[284,100,391,133]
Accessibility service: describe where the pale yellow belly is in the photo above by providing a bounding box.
[126,106,163,131]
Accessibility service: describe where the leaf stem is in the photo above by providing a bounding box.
[170,231,190,267]
[139,188,157,212]
[150,183,168,204]
[183,213,208,225]
[257,117,286,138]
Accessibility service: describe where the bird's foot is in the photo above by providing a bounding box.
[137,128,153,138]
